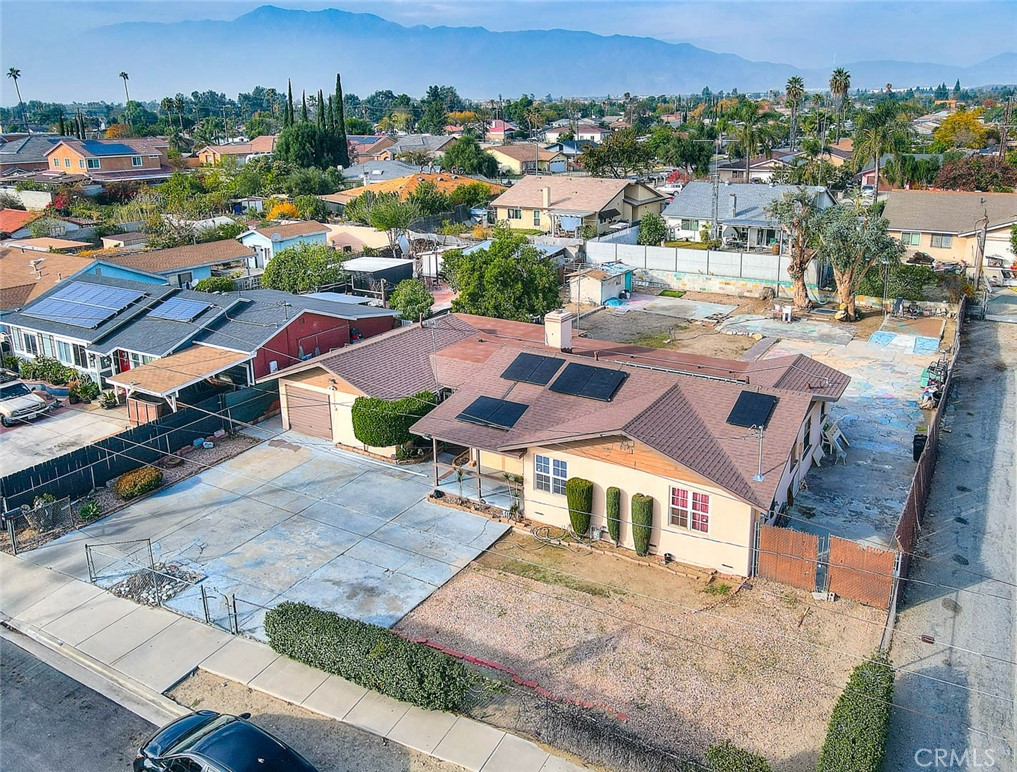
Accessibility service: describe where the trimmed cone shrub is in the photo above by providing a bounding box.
[706,741,772,772]
[565,477,593,536]
[351,391,435,448]
[113,466,163,500]
[264,601,475,712]
[606,486,621,544]
[631,493,653,556]
[817,652,894,772]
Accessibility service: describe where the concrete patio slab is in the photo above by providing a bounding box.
[15,579,103,629]
[483,734,551,772]
[386,705,458,755]
[40,590,137,646]
[248,656,329,703]
[112,617,232,692]
[299,500,387,536]
[432,717,506,771]
[328,469,432,517]
[199,636,279,685]
[343,690,409,736]
[77,605,177,664]
[301,675,369,718]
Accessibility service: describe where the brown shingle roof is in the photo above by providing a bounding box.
[0,246,96,310]
[252,221,329,239]
[492,175,630,213]
[101,239,255,274]
[489,144,560,163]
[106,346,252,397]
[883,190,1017,234]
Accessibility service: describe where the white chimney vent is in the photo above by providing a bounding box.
[728,193,737,217]
[541,186,551,209]
[544,309,574,352]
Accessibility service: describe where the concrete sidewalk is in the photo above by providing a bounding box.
[1,552,584,772]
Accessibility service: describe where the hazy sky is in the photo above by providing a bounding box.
[2,0,1014,69]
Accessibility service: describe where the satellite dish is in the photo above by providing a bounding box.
[271,233,281,243]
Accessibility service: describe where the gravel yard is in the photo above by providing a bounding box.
[396,531,884,771]
[170,670,458,772]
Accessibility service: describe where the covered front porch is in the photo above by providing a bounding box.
[429,441,523,514]
[721,223,782,252]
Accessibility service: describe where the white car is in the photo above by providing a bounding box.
[0,373,54,427]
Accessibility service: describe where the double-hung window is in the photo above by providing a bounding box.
[534,454,567,495]
[669,487,710,532]
[86,158,100,169]
[930,234,953,248]
[900,232,921,246]
[507,208,522,220]
[20,332,39,356]
[533,209,541,226]
[131,156,143,167]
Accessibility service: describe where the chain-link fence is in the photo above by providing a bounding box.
[2,497,75,554]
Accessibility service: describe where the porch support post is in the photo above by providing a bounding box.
[475,448,482,500]
[432,437,439,488]
[167,394,177,412]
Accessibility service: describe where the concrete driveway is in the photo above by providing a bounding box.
[22,431,509,639]
[0,403,131,476]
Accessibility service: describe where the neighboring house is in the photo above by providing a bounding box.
[0,209,43,238]
[342,257,415,297]
[237,221,330,269]
[265,311,848,576]
[340,160,421,186]
[0,247,97,311]
[101,231,149,250]
[1,274,399,403]
[339,172,506,204]
[0,169,95,210]
[83,239,257,288]
[2,237,92,253]
[826,138,854,168]
[44,138,173,183]
[371,135,455,162]
[486,144,567,175]
[544,140,594,160]
[575,126,612,144]
[348,135,394,164]
[195,135,276,165]
[662,182,836,248]
[0,134,75,174]
[325,224,392,254]
[883,190,1017,271]
[569,263,634,306]
[716,152,798,183]
[485,120,518,142]
[491,175,666,236]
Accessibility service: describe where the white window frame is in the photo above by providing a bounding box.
[52,158,60,168]
[64,158,71,168]
[900,232,921,246]
[86,158,101,169]
[930,233,953,248]
[680,218,698,232]
[20,331,39,356]
[79,159,86,169]
[533,209,541,226]
[669,486,710,532]
[507,208,522,220]
[131,156,143,167]
[534,454,567,495]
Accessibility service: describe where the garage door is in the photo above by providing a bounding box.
[284,385,332,440]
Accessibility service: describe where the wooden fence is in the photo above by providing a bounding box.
[755,525,819,592]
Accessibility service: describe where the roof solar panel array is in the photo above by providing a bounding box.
[148,298,211,322]
[500,352,564,385]
[726,391,779,428]
[549,362,628,402]
[457,396,529,430]
[23,282,146,329]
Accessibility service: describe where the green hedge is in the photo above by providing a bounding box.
[606,486,621,544]
[114,466,163,500]
[817,653,894,772]
[351,391,435,447]
[566,477,593,536]
[706,741,772,771]
[264,601,475,712]
[857,262,936,301]
[631,493,653,556]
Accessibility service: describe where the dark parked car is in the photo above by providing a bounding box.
[134,710,318,772]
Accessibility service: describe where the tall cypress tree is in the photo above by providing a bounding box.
[301,91,308,122]
[334,73,350,167]
[285,80,295,127]
[76,110,85,140]
[327,95,336,133]
[58,113,66,136]
[316,89,325,130]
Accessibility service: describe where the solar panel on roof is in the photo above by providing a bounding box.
[549,362,627,402]
[501,352,564,385]
[726,391,779,428]
[457,396,528,430]
[51,283,144,311]
[149,298,211,322]
[24,297,116,328]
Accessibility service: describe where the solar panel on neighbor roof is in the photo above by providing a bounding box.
[726,391,779,428]
[549,362,627,402]
[456,396,529,430]
[24,297,116,328]
[501,352,564,385]
[51,282,144,311]
[148,298,211,322]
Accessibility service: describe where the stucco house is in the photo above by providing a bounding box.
[0,134,76,174]
[491,175,666,236]
[883,190,1017,271]
[195,135,276,165]
[44,138,173,183]
[264,312,848,576]
[716,152,798,183]
[486,144,567,175]
[662,182,836,249]
[83,239,257,288]
[237,221,330,269]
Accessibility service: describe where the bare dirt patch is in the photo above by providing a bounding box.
[578,309,756,359]
[169,670,457,772]
[396,530,884,771]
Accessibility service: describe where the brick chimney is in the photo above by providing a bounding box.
[544,309,574,352]
[542,186,551,209]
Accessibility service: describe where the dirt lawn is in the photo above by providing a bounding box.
[170,670,457,772]
[395,530,885,771]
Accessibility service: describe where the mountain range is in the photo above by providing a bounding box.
[59,5,1017,100]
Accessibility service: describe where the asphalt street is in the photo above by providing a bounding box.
[0,634,156,771]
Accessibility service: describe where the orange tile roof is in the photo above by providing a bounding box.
[345,173,505,202]
[0,209,42,234]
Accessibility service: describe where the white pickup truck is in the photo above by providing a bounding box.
[0,371,55,427]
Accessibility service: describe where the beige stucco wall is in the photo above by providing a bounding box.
[518,440,756,576]
[770,401,824,515]
[478,450,524,476]
[888,227,1017,268]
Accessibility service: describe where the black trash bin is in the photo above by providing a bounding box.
[913,433,928,462]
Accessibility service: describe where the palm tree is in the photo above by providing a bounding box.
[118,71,131,128]
[853,100,915,195]
[785,76,805,151]
[159,97,173,120]
[829,68,851,142]
[730,102,778,182]
[173,96,185,130]
[7,67,27,131]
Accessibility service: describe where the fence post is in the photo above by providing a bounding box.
[7,515,18,556]
[85,544,94,583]
[201,585,211,625]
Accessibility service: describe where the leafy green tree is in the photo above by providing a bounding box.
[418,85,463,134]
[368,196,419,254]
[646,126,713,176]
[261,242,344,293]
[440,137,498,177]
[637,212,666,246]
[933,155,1017,192]
[285,166,341,196]
[275,122,329,169]
[345,117,373,135]
[245,115,272,138]
[765,188,825,309]
[193,276,238,293]
[818,203,905,320]
[407,180,450,216]
[293,194,329,220]
[448,181,497,208]
[389,278,433,321]
[580,128,651,177]
[853,99,916,193]
[444,232,561,321]
[729,103,779,181]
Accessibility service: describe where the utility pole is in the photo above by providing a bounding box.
[973,204,989,293]
[997,96,1013,159]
